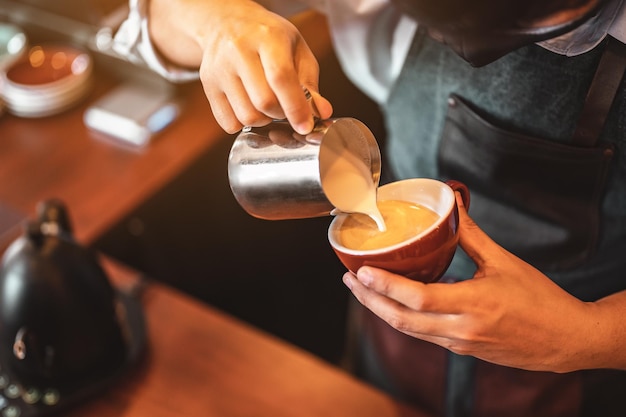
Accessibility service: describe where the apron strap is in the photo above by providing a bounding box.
[572,36,626,147]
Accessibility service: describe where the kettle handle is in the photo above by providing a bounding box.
[36,199,73,236]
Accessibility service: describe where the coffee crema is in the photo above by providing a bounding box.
[337,200,440,251]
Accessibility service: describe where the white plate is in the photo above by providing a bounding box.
[0,23,27,72]
[1,44,93,118]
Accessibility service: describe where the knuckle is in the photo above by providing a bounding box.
[252,94,279,115]
[300,57,320,76]
[375,276,393,295]
[221,120,243,135]
[260,21,296,43]
[238,113,262,128]
[222,33,248,55]
[454,325,484,348]
[386,313,410,333]
[405,291,430,311]
[265,66,292,87]
[199,69,214,86]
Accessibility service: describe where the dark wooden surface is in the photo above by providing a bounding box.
[60,258,427,417]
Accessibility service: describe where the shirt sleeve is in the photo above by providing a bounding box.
[111,0,311,83]
[111,0,199,83]
[324,1,417,104]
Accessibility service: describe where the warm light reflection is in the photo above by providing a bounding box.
[7,33,26,55]
[71,54,90,74]
[51,52,67,70]
[28,46,45,68]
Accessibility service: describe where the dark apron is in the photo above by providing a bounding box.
[350,30,626,417]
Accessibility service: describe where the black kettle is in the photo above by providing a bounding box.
[0,199,146,416]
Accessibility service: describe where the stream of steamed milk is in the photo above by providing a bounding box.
[320,141,386,231]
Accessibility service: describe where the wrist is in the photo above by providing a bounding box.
[148,0,207,68]
[557,294,626,372]
[587,293,626,370]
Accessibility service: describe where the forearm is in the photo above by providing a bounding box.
[580,289,626,371]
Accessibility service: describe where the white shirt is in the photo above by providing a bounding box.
[112,0,626,105]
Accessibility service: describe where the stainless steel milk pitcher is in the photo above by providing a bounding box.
[228,117,381,220]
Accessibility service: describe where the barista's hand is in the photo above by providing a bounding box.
[342,193,617,373]
[149,0,332,134]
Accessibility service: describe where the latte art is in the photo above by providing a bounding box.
[338,200,440,251]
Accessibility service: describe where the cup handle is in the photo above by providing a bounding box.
[445,180,470,210]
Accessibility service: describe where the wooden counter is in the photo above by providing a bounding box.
[62,259,426,417]
[0,75,224,246]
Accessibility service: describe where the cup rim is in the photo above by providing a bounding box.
[4,44,92,88]
[327,178,455,255]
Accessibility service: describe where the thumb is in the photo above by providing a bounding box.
[311,90,333,119]
[455,192,499,266]
[302,86,333,119]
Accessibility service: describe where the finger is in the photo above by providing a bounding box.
[260,41,316,134]
[224,79,274,129]
[201,73,263,133]
[344,270,419,325]
[199,65,243,134]
[354,266,473,315]
[303,88,333,120]
[275,81,314,134]
[343,271,462,339]
[236,56,287,120]
[293,41,330,118]
[200,50,275,131]
[204,89,243,134]
[456,192,495,266]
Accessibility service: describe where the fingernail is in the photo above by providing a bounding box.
[296,120,313,134]
[342,273,353,290]
[356,267,373,286]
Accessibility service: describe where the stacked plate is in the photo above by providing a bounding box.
[0,23,27,72]
[1,44,93,118]
[0,22,29,117]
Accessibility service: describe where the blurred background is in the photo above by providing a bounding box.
[1,0,387,365]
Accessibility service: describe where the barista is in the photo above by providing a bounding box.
[112,0,626,415]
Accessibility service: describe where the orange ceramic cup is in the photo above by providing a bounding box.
[328,178,470,283]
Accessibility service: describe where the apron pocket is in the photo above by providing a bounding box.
[438,94,614,271]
